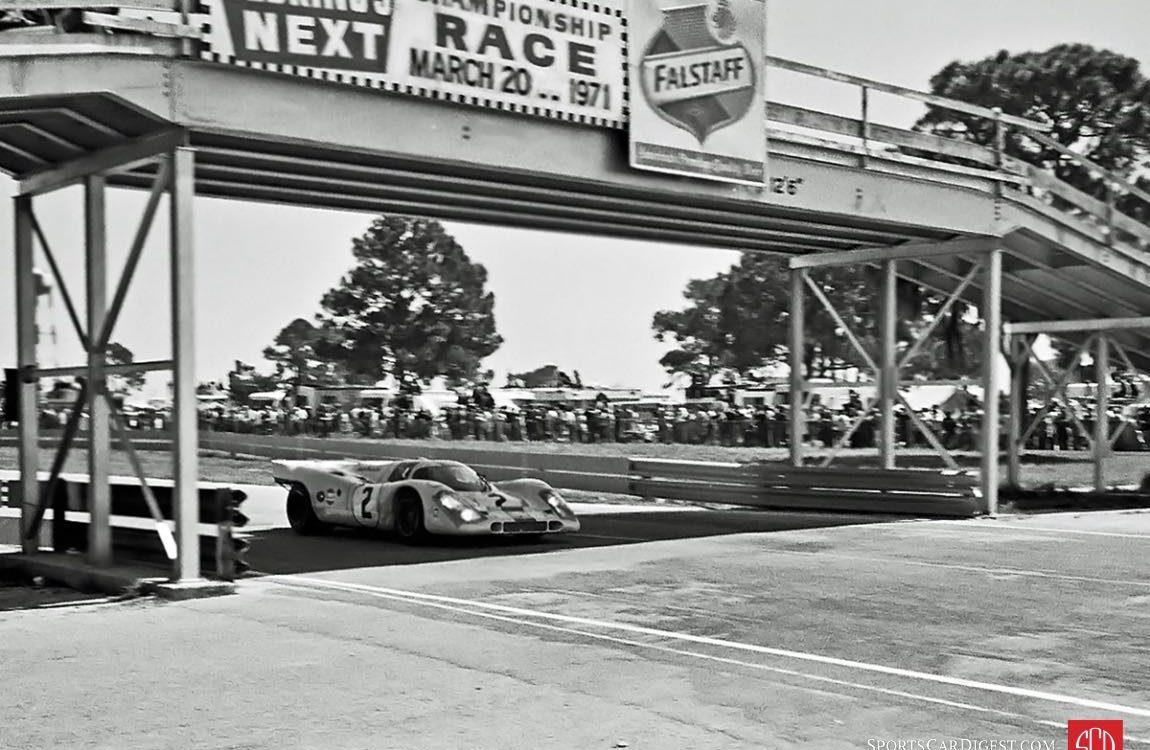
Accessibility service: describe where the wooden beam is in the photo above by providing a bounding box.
[19,128,186,197]
[1024,129,1150,210]
[1004,317,1150,335]
[36,359,173,378]
[768,102,1000,168]
[1026,167,1150,246]
[82,11,202,39]
[790,237,995,269]
[766,56,1051,132]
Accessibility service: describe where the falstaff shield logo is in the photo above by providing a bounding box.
[638,1,756,144]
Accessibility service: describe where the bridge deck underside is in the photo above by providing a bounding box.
[1,90,1149,365]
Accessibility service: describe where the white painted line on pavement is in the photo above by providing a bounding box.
[765,549,1150,588]
[271,577,1150,745]
[275,580,987,711]
[280,575,1150,720]
[929,520,1150,540]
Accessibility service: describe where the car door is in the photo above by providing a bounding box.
[351,461,417,530]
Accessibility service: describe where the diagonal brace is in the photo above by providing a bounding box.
[94,157,172,353]
[1030,349,1097,452]
[895,392,960,469]
[104,392,178,560]
[29,207,89,350]
[819,404,873,467]
[898,259,983,370]
[802,274,878,374]
[24,380,88,540]
[1016,335,1093,448]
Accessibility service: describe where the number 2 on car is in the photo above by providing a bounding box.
[359,486,375,521]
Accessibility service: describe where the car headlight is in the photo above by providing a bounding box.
[460,508,481,522]
[540,489,569,512]
[435,491,463,511]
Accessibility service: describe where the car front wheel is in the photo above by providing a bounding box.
[395,495,426,543]
[286,484,326,535]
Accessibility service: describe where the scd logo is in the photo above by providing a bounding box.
[1068,720,1123,750]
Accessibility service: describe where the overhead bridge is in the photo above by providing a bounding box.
[2,6,1150,580]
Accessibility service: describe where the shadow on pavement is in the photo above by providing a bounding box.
[245,507,903,576]
[0,576,116,612]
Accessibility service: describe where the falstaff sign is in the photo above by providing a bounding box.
[627,0,767,185]
[201,0,627,127]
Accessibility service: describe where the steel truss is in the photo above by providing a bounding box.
[1003,317,1150,492]
[788,238,1003,513]
[14,133,200,580]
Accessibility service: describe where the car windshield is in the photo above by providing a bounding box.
[413,464,486,492]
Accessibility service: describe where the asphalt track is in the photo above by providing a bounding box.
[1,484,1148,749]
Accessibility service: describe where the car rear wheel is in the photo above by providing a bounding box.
[395,495,426,543]
[286,484,326,535]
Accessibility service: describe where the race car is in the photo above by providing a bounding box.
[272,457,581,540]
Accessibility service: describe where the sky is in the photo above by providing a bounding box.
[2,0,1149,396]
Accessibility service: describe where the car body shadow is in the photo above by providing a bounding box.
[243,507,902,576]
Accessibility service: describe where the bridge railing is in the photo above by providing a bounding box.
[767,55,1150,252]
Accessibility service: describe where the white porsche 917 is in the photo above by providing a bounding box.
[272,458,581,540]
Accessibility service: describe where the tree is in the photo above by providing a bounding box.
[227,360,278,407]
[105,341,145,396]
[652,255,792,381]
[507,364,577,388]
[917,44,1150,218]
[917,43,1150,389]
[262,318,342,397]
[653,254,984,382]
[317,216,502,384]
[653,254,890,380]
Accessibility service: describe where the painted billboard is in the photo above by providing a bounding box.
[200,0,626,127]
[627,0,767,184]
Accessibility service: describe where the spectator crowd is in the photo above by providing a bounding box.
[16,386,1150,452]
[187,388,1150,452]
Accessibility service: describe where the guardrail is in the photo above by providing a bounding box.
[198,432,634,495]
[0,476,251,579]
[631,458,983,516]
[2,429,983,515]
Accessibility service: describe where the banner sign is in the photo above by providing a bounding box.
[200,0,627,128]
[627,0,766,185]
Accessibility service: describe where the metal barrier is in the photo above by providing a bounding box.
[211,432,981,515]
[4,429,982,516]
[630,459,983,517]
[197,432,634,495]
[1,478,250,579]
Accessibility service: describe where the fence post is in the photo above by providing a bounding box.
[859,85,870,169]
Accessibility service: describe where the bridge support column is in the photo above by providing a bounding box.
[788,268,805,467]
[85,175,112,566]
[1005,335,1026,489]
[879,259,897,469]
[15,195,39,554]
[11,131,199,579]
[1093,335,1109,492]
[171,146,200,582]
[1006,317,1150,497]
[980,248,1003,515]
